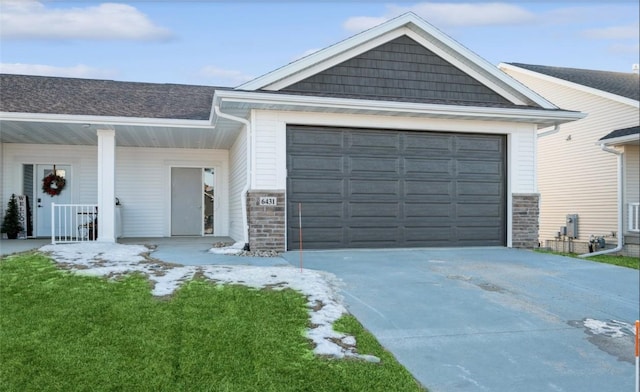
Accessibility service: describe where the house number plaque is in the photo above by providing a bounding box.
[259,197,277,206]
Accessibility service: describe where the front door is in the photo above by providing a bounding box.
[36,165,72,237]
[171,167,203,236]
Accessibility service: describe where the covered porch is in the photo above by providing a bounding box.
[1,99,246,244]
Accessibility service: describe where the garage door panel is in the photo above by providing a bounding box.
[294,202,344,218]
[289,178,344,199]
[289,128,344,149]
[289,228,345,248]
[403,203,452,218]
[404,227,454,242]
[457,181,502,197]
[287,125,505,250]
[349,132,400,151]
[350,202,400,218]
[349,227,400,244]
[349,157,400,176]
[404,133,454,152]
[405,180,453,197]
[457,203,502,217]
[457,160,503,177]
[289,154,344,173]
[350,179,400,197]
[457,136,503,153]
[404,158,453,177]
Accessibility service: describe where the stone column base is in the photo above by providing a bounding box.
[512,193,539,249]
[247,191,285,252]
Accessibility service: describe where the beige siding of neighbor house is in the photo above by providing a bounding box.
[624,143,639,233]
[228,128,247,242]
[502,68,639,242]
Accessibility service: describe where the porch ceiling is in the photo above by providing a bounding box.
[0,118,242,149]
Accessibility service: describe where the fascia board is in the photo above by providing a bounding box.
[214,90,585,125]
[499,63,640,109]
[0,112,214,129]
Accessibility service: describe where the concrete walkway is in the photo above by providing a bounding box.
[283,247,639,392]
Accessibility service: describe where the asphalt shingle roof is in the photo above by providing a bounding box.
[599,126,640,141]
[507,63,640,102]
[0,74,219,120]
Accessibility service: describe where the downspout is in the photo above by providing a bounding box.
[537,123,560,138]
[213,105,251,247]
[579,144,624,257]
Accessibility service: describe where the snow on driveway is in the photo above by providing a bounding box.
[39,242,377,361]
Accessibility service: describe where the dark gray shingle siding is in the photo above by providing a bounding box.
[508,63,640,102]
[282,35,516,106]
[0,74,217,120]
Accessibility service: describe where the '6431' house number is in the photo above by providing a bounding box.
[258,197,277,206]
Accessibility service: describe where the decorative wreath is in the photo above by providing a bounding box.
[42,173,66,196]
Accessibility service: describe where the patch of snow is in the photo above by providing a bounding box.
[208,241,244,255]
[583,318,633,338]
[39,242,375,360]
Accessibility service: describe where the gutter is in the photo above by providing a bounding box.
[213,104,251,247]
[537,123,560,138]
[579,144,624,257]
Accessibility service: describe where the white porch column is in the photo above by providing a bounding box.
[97,129,116,243]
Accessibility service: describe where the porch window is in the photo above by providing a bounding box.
[629,202,640,232]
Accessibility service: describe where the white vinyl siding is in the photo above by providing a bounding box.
[228,129,247,242]
[2,143,229,238]
[117,147,228,237]
[1,143,97,205]
[503,68,639,242]
[624,143,640,233]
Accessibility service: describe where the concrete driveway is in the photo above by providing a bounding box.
[283,247,639,392]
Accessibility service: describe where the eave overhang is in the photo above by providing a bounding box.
[214,90,585,127]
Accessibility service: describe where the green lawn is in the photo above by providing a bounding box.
[0,253,426,392]
[536,249,639,269]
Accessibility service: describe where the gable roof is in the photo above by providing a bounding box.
[504,63,640,102]
[0,74,219,120]
[238,13,557,109]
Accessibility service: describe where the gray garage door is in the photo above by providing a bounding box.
[286,126,506,250]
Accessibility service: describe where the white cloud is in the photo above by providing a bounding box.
[0,63,117,79]
[0,0,172,41]
[583,24,640,40]
[198,66,253,86]
[343,16,388,32]
[343,2,536,32]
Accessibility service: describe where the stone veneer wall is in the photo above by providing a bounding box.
[247,191,286,251]
[512,193,540,249]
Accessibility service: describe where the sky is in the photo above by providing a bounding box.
[0,0,638,87]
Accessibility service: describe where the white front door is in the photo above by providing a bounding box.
[35,165,71,237]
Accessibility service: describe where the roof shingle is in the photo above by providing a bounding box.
[507,63,639,102]
[0,74,219,120]
[599,126,640,141]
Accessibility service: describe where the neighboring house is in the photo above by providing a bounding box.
[499,63,640,257]
[0,13,583,251]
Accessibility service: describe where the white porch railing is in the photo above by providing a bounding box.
[629,202,639,233]
[51,203,98,244]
